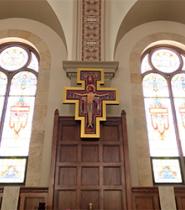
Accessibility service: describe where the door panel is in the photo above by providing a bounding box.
[52,116,129,210]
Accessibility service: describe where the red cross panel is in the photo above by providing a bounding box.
[64,68,119,138]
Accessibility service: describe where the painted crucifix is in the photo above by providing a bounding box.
[64,68,119,138]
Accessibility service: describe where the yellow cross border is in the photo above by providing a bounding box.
[64,68,119,138]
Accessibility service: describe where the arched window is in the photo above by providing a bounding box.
[0,42,39,184]
[141,45,185,184]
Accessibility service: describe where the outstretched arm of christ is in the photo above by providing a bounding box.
[96,93,109,97]
[96,90,117,101]
[67,91,87,100]
[73,92,87,97]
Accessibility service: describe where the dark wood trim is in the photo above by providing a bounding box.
[0,187,3,209]
[121,110,132,210]
[19,187,48,210]
[132,187,159,193]
[132,187,160,210]
[175,187,185,210]
[20,187,48,193]
[0,156,28,185]
[47,109,59,210]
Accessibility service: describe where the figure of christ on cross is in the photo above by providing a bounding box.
[72,84,110,128]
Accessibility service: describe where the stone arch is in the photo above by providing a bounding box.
[0,17,68,186]
[0,29,51,186]
[0,0,67,50]
[114,0,185,57]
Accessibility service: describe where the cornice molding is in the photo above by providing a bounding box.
[63,61,119,80]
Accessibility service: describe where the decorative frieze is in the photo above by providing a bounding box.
[81,0,102,61]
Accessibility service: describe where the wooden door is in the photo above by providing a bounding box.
[48,111,131,210]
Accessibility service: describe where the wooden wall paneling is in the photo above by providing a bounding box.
[0,187,3,209]
[18,187,48,210]
[175,187,185,210]
[49,112,130,210]
[82,145,99,162]
[103,190,122,209]
[81,167,99,186]
[80,190,99,210]
[54,117,80,210]
[132,187,160,210]
[57,190,77,210]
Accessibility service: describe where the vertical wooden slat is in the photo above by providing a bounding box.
[47,109,59,210]
[175,187,185,210]
[0,187,3,209]
[121,110,132,210]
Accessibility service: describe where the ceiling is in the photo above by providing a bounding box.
[0,0,66,47]
[116,0,185,48]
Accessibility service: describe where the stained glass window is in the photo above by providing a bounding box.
[0,72,7,122]
[152,158,182,184]
[181,56,185,71]
[141,46,184,183]
[141,54,152,73]
[10,72,37,96]
[27,53,39,72]
[144,98,178,156]
[0,42,39,184]
[151,48,181,73]
[0,46,29,71]
[142,73,169,97]
[172,73,185,155]
[0,158,27,183]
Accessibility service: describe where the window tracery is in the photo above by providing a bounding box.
[0,42,39,184]
[141,45,185,184]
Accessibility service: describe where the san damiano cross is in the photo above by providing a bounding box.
[64,68,119,138]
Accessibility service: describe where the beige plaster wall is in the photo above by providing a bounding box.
[114,21,185,186]
[1,187,20,210]
[159,186,177,210]
[104,0,136,60]
[47,0,77,60]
